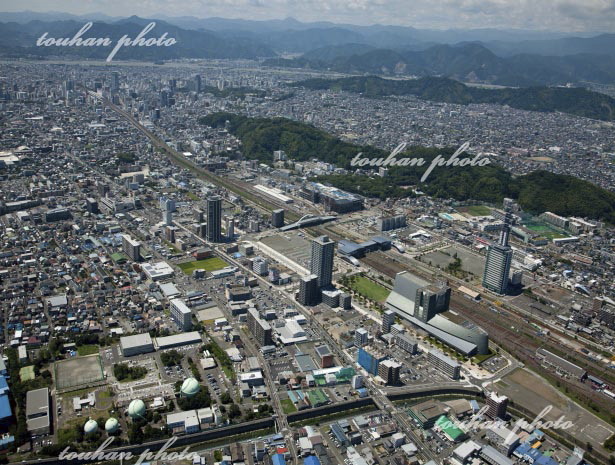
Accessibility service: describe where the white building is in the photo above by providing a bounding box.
[170,298,193,331]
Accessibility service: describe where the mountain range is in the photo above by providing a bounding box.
[265,42,615,86]
[2,12,615,86]
[0,17,275,60]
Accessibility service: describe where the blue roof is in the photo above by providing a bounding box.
[304,457,321,465]
[0,394,12,420]
[514,443,532,456]
[537,456,558,465]
[0,376,8,394]
[272,454,286,465]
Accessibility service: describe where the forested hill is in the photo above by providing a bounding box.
[199,112,615,223]
[290,76,615,122]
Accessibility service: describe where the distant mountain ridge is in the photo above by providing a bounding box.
[0,17,275,60]
[266,42,615,86]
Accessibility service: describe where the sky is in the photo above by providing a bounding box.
[1,0,614,32]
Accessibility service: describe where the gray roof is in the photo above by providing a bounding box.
[26,387,49,432]
[480,445,514,465]
[386,271,430,317]
[295,353,318,372]
[120,333,154,350]
[408,315,477,355]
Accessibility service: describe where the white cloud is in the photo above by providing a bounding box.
[3,0,613,32]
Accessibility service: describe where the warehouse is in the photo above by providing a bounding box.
[120,333,155,357]
[26,388,50,436]
[154,331,202,350]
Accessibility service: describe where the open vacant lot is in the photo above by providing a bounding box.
[498,368,614,451]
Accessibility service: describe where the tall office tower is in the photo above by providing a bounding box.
[272,209,285,228]
[354,328,369,348]
[121,234,141,262]
[110,72,119,91]
[297,274,319,306]
[206,196,222,242]
[193,74,202,93]
[310,235,335,288]
[482,211,513,295]
[225,216,235,240]
[196,223,207,238]
[160,196,176,212]
[486,392,509,419]
[414,284,451,322]
[160,90,169,107]
[382,310,396,334]
[85,198,99,214]
[162,210,173,226]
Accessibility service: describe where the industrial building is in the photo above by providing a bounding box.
[299,182,363,213]
[154,332,202,350]
[120,333,155,357]
[26,388,50,436]
[535,348,587,379]
[338,236,392,258]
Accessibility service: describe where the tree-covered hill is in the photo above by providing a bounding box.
[200,112,615,223]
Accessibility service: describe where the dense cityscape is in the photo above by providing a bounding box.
[0,8,614,465]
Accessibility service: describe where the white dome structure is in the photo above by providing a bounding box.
[180,377,200,397]
[84,419,99,434]
[105,417,120,434]
[127,399,146,418]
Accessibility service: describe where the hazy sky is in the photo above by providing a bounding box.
[1,0,614,31]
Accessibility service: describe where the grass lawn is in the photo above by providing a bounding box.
[472,349,496,365]
[177,257,229,274]
[459,205,492,216]
[77,345,100,356]
[281,398,297,414]
[348,276,391,302]
[186,192,200,201]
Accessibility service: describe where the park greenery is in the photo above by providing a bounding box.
[113,363,148,382]
[160,349,184,367]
